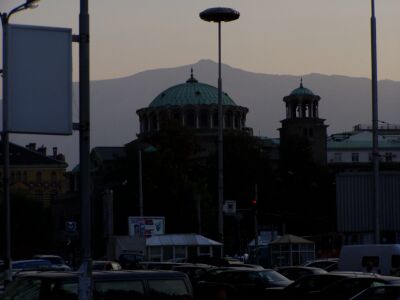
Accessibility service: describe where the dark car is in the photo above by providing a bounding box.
[350,285,400,300]
[309,274,400,300]
[196,268,292,300]
[270,272,358,300]
[172,264,215,285]
[302,258,339,272]
[1,270,193,300]
[275,266,327,281]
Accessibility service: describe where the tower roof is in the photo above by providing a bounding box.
[149,69,237,108]
[290,78,314,96]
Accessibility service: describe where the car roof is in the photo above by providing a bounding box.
[17,270,189,280]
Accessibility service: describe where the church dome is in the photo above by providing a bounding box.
[149,70,236,108]
[290,79,314,96]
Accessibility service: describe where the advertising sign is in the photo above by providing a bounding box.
[6,24,72,135]
[128,216,165,238]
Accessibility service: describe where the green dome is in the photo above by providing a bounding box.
[149,71,236,108]
[290,79,314,96]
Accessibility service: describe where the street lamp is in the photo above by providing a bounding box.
[0,0,40,286]
[199,7,240,244]
[370,0,380,244]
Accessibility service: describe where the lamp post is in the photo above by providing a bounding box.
[199,7,239,244]
[370,0,380,244]
[0,0,40,286]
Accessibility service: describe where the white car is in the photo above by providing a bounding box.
[32,255,71,271]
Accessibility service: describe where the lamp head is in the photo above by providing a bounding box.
[26,0,40,9]
[199,7,240,23]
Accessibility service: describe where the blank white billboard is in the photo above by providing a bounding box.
[6,24,72,135]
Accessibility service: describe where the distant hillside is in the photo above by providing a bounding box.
[5,59,400,168]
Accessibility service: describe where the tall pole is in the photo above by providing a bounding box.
[79,0,92,298]
[371,0,380,244]
[1,14,12,286]
[217,21,224,244]
[138,149,143,216]
[254,184,259,264]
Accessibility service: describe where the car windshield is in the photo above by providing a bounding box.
[259,270,289,283]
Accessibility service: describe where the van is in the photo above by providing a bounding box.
[338,244,400,275]
[1,270,193,300]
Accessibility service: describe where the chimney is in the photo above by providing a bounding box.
[53,147,58,157]
[37,146,46,156]
[26,143,36,151]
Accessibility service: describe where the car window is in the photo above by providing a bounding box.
[2,278,42,300]
[147,279,191,299]
[94,280,145,300]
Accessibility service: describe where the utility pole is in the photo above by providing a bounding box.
[78,0,92,299]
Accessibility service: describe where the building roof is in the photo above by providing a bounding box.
[290,79,314,96]
[269,234,314,245]
[91,147,126,162]
[146,234,223,247]
[149,70,236,108]
[0,142,67,167]
[328,131,400,150]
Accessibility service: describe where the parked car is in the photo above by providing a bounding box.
[350,285,400,300]
[268,272,358,300]
[92,260,122,271]
[196,268,292,300]
[1,270,194,300]
[275,266,327,281]
[302,258,339,271]
[172,264,215,285]
[32,255,71,271]
[309,274,400,300]
[137,261,188,270]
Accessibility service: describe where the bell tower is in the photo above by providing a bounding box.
[279,79,328,164]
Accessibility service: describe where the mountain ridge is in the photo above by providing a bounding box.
[5,59,400,168]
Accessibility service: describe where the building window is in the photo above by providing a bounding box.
[212,112,218,128]
[351,153,359,163]
[22,171,27,183]
[303,128,308,136]
[51,171,57,183]
[36,171,42,183]
[368,153,373,162]
[334,153,342,162]
[309,128,314,137]
[386,153,393,162]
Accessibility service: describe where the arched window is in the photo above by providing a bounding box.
[225,112,233,129]
[51,171,57,183]
[150,114,157,131]
[185,110,196,128]
[212,112,218,128]
[199,110,209,128]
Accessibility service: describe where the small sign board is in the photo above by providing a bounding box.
[5,24,72,135]
[128,216,165,238]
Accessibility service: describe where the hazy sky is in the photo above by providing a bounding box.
[1,0,400,81]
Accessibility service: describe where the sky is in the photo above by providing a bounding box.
[1,0,400,81]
